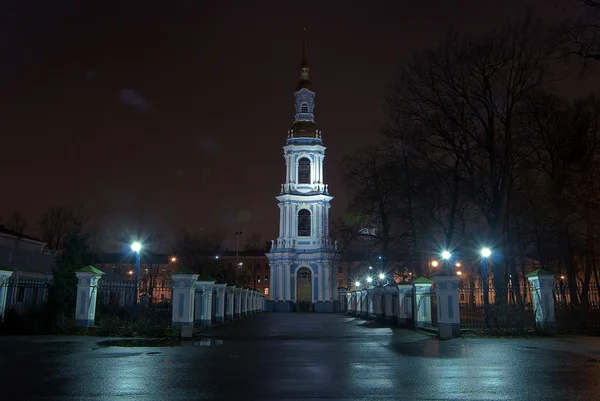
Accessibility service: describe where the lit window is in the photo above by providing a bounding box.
[298,209,311,236]
[265,288,269,295]
[298,158,311,184]
[301,103,308,113]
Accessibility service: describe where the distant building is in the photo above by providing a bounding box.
[0,225,55,279]
[266,35,338,312]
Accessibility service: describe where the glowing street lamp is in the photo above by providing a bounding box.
[130,241,142,320]
[378,273,385,280]
[171,256,177,263]
[441,251,451,260]
[480,247,492,324]
[366,276,373,284]
[355,281,361,288]
[456,271,462,276]
[431,260,439,268]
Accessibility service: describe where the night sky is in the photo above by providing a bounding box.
[0,0,580,251]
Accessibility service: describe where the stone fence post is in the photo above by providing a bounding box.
[234,286,242,318]
[0,268,14,322]
[213,283,226,323]
[171,271,199,338]
[413,277,433,329]
[75,266,104,328]
[196,277,215,327]
[397,284,412,326]
[225,285,235,321]
[433,275,461,339]
[384,286,397,324]
[526,269,556,329]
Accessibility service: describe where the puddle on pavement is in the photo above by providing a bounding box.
[193,338,224,346]
[97,338,182,347]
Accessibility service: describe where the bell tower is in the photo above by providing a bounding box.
[266,31,337,313]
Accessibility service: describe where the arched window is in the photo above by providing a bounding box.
[298,157,311,184]
[298,209,311,236]
[301,103,309,113]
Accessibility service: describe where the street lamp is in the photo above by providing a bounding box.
[480,247,492,324]
[441,250,452,274]
[234,231,243,284]
[366,276,373,284]
[355,281,360,288]
[378,273,385,280]
[171,256,177,263]
[131,241,142,320]
[431,260,439,268]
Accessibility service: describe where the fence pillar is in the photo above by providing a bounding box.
[234,287,242,318]
[526,269,556,330]
[241,288,249,316]
[347,291,355,315]
[196,278,215,327]
[225,285,235,321]
[433,276,461,339]
[171,272,199,337]
[397,284,413,326]
[213,283,226,323]
[74,266,104,328]
[367,288,375,319]
[413,277,434,328]
[0,269,14,322]
[384,286,397,323]
[374,287,384,321]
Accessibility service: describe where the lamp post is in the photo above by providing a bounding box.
[441,251,452,275]
[131,241,142,320]
[234,231,243,284]
[480,247,491,325]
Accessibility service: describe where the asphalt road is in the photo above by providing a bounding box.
[1,313,600,400]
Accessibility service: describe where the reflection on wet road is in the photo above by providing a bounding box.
[1,313,599,400]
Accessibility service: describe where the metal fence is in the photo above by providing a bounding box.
[96,279,173,324]
[554,284,600,330]
[458,286,536,330]
[2,277,50,315]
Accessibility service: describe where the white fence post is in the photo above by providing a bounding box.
[526,269,556,330]
[75,266,104,328]
[433,275,461,339]
[0,269,14,322]
[413,277,434,329]
[171,272,199,338]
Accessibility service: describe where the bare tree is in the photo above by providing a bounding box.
[390,16,558,290]
[4,212,28,234]
[565,0,600,63]
[38,207,76,251]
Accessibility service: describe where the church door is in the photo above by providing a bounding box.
[296,267,312,312]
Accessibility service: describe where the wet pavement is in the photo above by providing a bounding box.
[1,313,600,400]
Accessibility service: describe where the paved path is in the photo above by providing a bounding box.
[1,313,600,400]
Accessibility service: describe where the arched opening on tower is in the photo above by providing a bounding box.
[298,157,311,184]
[301,103,309,113]
[298,209,311,236]
[296,267,312,312]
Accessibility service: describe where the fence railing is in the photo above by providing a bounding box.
[458,286,537,330]
[2,277,51,315]
[95,279,173,324]
[554,284,600,330]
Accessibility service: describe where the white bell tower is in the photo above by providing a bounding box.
[266,32,337,313]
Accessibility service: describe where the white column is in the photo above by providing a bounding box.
[526,269,556,329]
[278,264,285,301]
[74,267,105,328]
[234,287,242,318]
[0,269,14,322]
[225,285,235,321]
[397,284,413,325]
[413,278,434,328]
[214,283,226,323]
[171,272,200,337]
[433,276,461,339]
[196,279,215,327]
[270,263,277,301]
[241,288,249,316]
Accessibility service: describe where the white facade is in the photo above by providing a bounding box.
[267,40,337,311]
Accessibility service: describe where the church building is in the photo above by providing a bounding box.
[266,36,338,313]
